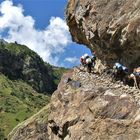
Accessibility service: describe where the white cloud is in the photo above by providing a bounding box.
[65,57,79,64]
[0,0,71,66]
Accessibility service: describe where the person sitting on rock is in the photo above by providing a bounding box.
[112,62,128,82]
[130,67,140,89]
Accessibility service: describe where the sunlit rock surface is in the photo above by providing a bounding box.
[8,68,140,140]
[66,0,140,70]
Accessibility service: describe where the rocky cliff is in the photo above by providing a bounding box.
[66,0,140,70]
[8,68,140,140]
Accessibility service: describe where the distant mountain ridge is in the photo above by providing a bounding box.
[0,40,67,94]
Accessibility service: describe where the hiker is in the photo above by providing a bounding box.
[80,55,86,66]
[91,52,96,68]
[80,53,96,73]
[112,62,128,82]
[85,57,93,73]
[80,54,90,66]
[130,67,140,89]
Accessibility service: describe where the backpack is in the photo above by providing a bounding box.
[91,55,96,61]
[83,54,89,59]
[114,63,123,70]
[134,67,140,76]
[86,58,92,64]
[122,66,128,73]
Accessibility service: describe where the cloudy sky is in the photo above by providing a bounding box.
[0,0,91,67]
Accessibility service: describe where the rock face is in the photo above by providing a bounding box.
[66,0,140,70]
[8,68,140,140]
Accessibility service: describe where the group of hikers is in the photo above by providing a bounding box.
[80,52,96,73]
[80,53,140,89]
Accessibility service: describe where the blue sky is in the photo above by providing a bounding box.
[0,0,91,68]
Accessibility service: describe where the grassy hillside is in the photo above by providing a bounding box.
[8,105,50,140]
[0,73,50,139]
[0,40,68,139]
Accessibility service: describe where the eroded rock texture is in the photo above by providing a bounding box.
[47,69,140,140]
[8,68,140,140]
[66,0,140,70]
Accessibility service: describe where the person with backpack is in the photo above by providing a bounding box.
[91,52,96,68]
[80,53,96,73]
[80,55,85,66]
[130,67,140,89]
[112,62,128,82]
[85,56,93,73]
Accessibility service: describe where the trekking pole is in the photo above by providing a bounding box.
[134,76,139,89]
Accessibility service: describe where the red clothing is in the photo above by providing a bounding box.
[80,57,85,65]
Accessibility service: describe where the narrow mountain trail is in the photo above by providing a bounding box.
[74,67,140,105]
[46,67,140,140]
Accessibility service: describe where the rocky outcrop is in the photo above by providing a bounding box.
[8,68,140,140]
[66,0,140,70]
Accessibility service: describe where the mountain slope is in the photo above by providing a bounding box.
[0,40,67,139]
[7,0,140,139]
[8,105,50,140]
[0,41,65,94]
[0,73,50,139]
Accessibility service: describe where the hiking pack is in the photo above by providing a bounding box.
[86,58,92,64]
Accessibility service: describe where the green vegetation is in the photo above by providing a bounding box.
[0,73,50,138]
[52,67,68,85]
[0,41,68,93]
[8,105,50,140]
[45,63,68,86]
[0,42,36,56]
[0,40,68,139]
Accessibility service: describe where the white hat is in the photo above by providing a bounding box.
[83,53,89,59]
